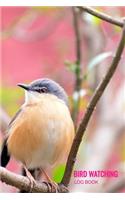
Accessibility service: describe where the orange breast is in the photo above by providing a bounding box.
[7,94,75,169]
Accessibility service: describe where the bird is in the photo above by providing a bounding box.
[0,78,75,192]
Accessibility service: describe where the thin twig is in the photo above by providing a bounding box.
[77,6,124,28]
[61,20,125,187]
[72,7,81,64]
[72,7,82,124]
[0,167,68,193]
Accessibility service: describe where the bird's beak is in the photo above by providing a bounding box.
[17,83,30,91]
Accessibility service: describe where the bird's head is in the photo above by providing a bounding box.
[18,78,68,106]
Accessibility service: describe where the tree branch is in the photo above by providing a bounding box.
[77,6,124,28]
[72,7,81,65]
[61,20,125,187]
[71,7,82,124]
[0,167,68,193]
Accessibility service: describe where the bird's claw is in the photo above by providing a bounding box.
[23,166,36,192]
[27,175,36,192]
[42,181,59,192]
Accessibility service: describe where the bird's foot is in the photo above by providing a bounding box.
[49,181,59,193]
[41,169,59,192]
[43,180,59,192]
[24,166,36,192]
[42,181,54,192]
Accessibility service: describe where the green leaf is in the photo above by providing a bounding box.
[83,74,88,81]
[52,164,66,183]
[64,60,77,73]
[88,52,112,71]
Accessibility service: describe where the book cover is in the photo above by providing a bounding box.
[0,5,125,194]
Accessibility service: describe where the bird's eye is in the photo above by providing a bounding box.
[38,87,47,93]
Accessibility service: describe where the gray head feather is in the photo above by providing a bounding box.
[30,78,68,106]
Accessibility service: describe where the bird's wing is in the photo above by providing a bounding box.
[0,109,22,167]
[8,108,22,127]
[0,136,10,167]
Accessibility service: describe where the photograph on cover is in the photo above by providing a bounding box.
[0,6,125,193]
